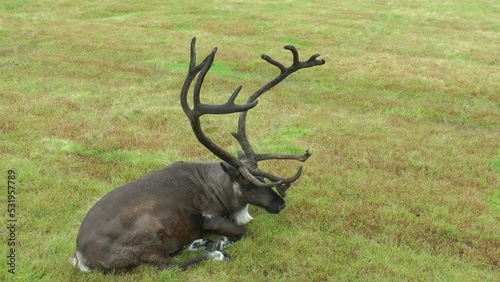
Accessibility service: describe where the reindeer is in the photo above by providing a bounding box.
[70,37,325,273]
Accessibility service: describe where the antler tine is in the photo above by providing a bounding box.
[276,166,304,198]
[189,37,200,71]
[239,166,282,188]
[185,38,258,118]
[249,166,304,198]
[249,45,325,102]
[255,149,311,162]
[284,45,300,65]
[180,37,258,169]
[192,44,216,108]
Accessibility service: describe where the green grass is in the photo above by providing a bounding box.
[1,0,499,281]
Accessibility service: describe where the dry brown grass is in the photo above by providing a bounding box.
[0,0,498,281]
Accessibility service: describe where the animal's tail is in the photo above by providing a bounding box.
[69,251,92,273]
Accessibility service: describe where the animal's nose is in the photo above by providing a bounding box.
[279,202,286,211]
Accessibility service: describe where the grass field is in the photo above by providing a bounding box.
[0,0,499,281]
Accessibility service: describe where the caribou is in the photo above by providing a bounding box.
[70,37,325,273]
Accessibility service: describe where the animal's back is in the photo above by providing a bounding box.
[77,161,212,232]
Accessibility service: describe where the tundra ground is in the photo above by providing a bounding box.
[0,0,498,281]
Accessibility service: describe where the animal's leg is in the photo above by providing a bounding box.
[208,236,232,251]
[187,236,231,252]
[203,215,246,243]
[203,215,246,237]
[164,251,228,271]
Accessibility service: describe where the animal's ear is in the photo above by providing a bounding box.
[220,162,240,179]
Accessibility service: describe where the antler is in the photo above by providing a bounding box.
[232,45,325,197]
[181,37,325,196]
[180,37,257,170]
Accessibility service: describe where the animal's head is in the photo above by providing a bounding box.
[181,37,324,204]
[220,162,285,214]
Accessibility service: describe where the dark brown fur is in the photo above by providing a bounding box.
[72,161,284,272]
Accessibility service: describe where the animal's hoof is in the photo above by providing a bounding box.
[207,251,229,261]
[188,239,212,251]
[208,236,232,251]
[219,236,231,250]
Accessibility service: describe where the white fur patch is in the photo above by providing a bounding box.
[202,213,215,219]
[233,182,242,197]
[188,239,209,251]
[217,236,231,250]
[207,251,227,261]
[70,251,92,273]
[232,204,253,225]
